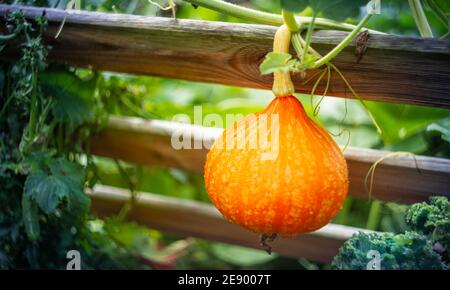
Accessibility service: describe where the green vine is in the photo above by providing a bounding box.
[409,0,434,38]
[181,0,364,31]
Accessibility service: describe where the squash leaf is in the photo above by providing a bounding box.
[41,71,96,125]
[259,52,296,74]
[23,157,89,214]
[363,102,449,144]
[24,171,70,214]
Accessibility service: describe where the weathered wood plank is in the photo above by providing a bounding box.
[90,116,450,204]
[88,184,375,262]
[1,5,450,108]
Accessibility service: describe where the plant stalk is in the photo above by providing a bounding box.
[366,200,383,230]
[336,197,353,224]
[0,32,18,41]
[27,70,38,142]
[313,14,372,68]
[181,0,360,31]
[282,10,299,32]
[302,15,316,64]
[272,25,295,97]
[408,0,433,38]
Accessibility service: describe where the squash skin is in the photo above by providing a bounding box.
[204,95,348,237]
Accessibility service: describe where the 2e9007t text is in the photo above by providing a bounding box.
[222,274,270,285]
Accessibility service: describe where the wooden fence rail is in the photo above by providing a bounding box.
[90,116,450,204]
[1,5,450,108]
[89,184,375,263]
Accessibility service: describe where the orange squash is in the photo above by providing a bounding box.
[204,95,348,236]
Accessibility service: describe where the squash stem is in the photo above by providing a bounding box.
[272,24,295,97]
[366,200,383,230]
[282,10,299,32]
[181,0,363,31]
[313,13,372,68]
[408,0,433,38]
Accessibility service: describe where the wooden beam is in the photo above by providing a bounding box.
[88,184,375,263]
[90,116,450,204]
[1,5,450,108]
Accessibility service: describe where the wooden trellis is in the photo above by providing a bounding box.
[1,4,450,262]
[1,5,450,108]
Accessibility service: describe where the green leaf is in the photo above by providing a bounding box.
[24,171,70,214]
[41,70,96,100]
[23,150,55,172]
[21,195,40,241]
[68,188,91,213]
[280,0,366,19]
[49,158,90,212]
[49,158,85,188]
[259,52,294,74]
[41,71,96,125]
[363,102,449,144]
[428,123,450,142]
[425,0,450,31]
[23,157,90,214]
[211,243,276,267]
[383,133,428,154]
[51,90,94,125]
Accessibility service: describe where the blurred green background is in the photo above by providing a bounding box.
[8,0,450,269]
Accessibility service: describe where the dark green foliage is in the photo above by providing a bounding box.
[23,156,89,214]
[332,197,450,270]
[332,231,444,270]
[0,10,146,269]
[41,70,96,125]
[405,196,450,262]
[280,0,368,20]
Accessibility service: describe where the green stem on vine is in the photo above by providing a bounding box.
[0,93,14,119]
[312,13,372,68]
[302,15,317,64]
[27,70,38,142]
[114,159,139,221]
[282,10,299,32]
[291,34,305,58]
[292,21,384,136]
[292,33,321,59]
[181,0,361,31]
[408,0,433,38]
[366,200,383,230]
[47,119,58,150]
[336,197,353,225]
[0,32,18,41]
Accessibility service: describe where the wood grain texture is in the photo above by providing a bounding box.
[90,116,450,204]
[88,184,375,262]
[1,5,450,108]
